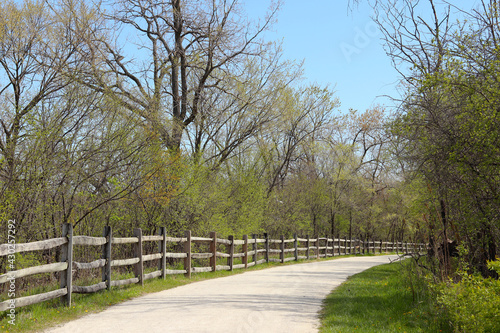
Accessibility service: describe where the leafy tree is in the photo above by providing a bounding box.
[377,0,500,275]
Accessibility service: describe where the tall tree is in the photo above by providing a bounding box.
[0,0,80,187]
[75,0,281,152]
[376,0,500,275]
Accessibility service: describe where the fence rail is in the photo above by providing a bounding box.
[0,224,426,311]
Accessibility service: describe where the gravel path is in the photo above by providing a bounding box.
[45,255,399,333]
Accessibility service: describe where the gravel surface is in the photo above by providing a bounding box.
[45,255,400,333]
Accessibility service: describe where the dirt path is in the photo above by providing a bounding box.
[44,255,399,333]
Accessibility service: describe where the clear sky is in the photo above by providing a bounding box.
[243,0,482,114]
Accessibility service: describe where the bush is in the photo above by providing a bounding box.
[435,259,500,333]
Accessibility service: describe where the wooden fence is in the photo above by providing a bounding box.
[0,224,425,311]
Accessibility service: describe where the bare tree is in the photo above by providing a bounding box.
[0,0,80,187]
[75,0,281,152]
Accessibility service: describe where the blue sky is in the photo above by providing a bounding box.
[243,0,482,114]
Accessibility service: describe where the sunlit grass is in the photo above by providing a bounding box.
[319,260,451,332]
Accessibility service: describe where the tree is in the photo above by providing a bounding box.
[75,0,281,153]
[0,0,78,188]
[0,0,155,242]
[0,0,83,239]
[376,0,500,275]
[259,84,339,196]
[185,49,301,169]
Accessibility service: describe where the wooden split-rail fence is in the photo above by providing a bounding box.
[0,224,426,311]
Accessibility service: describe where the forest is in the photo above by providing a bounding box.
[0,0,499,287]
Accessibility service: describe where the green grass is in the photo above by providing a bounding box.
[319,260,451,333]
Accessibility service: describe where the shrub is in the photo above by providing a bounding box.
[435,259,500,333]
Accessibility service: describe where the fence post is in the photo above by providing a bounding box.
[133,228,144,286]
[159,227,166,279]
[210,231,217,272]
[326,235,330,257]
[264,233,269,263]
[294,233,298,261]
[228,235,234,271]
[184,230,191,278]
[252,234,257,264]
[60,223,73,307]
[316,237,320,259]
[102,226,112,290]
[280,235,285,263]
[243,235,248,269]
[306,235,310,260]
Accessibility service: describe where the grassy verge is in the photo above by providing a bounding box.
[319,259,451,333]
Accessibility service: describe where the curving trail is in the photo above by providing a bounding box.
[45,255,399,333]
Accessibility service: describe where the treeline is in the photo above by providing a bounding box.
[0,0,413,250]
[3,0,498,282]
[376,0,500,278]
[374,2,500,330]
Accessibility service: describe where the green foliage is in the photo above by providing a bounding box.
[386,1,500,276]
[422,247,500,333]
[488,259,500,274]
[434,269,500,333]
[157,161,268,237]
